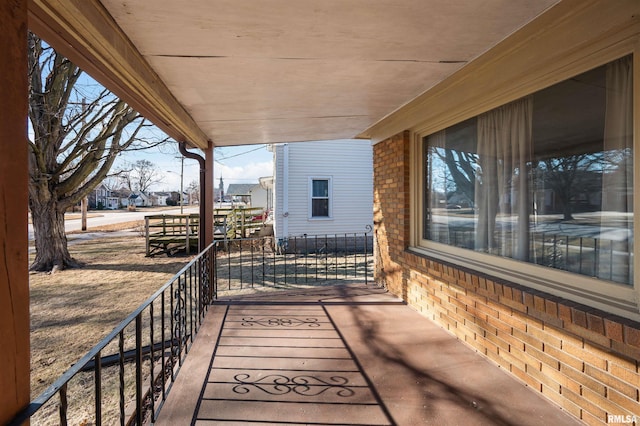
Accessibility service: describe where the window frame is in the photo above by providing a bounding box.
[409,51,640,321]
[308,176,333,220]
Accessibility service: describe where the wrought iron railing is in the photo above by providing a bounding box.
[215,232,374,295]
[9,242,217,426]
[10,232,373,424]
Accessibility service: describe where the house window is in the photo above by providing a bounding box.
[423,55,633,286]
[310,177,332,218]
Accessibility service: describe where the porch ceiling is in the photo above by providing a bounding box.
[29,0,559,149]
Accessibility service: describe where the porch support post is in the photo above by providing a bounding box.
[204,142,215,246]
[0,0,31,423]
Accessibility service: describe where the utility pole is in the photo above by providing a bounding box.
[219,175,224,208]
[170,156,185,214]
[180,156,184,214]
[80,98,88,231]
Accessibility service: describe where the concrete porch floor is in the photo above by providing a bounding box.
[156,284,582,425]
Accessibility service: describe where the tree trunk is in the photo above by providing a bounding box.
[562,201,574,221]
[29,196,79,272]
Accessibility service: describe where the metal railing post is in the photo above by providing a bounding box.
[95,350,102,426]
[145,216,150,256]
[135,315,143,425]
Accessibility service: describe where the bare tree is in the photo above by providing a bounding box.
[101,175,122,192]
[433,147,477,205]
[28,33,166,272]
[540,154,602,221]
[186,180,200,205]
[119,159,164,193]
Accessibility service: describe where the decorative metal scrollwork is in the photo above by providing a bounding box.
[200,252,212,307]
[173,276,187,344]
[241,317,321,327]
[232,373,355,397]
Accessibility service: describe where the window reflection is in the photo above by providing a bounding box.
[424,55,633,285]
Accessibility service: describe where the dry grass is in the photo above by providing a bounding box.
[67,220,145,234]
[29,235,191,399]
[28,213,102,224]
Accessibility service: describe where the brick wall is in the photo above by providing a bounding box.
[373,131,640,425]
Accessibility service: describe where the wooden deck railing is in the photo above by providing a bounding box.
[146,208,267,256]
[145,213,200,256]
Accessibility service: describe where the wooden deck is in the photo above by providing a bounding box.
[145,214,200,256]
[213,207,265,240]
[145,208,267,256]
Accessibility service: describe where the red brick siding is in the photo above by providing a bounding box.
[373,132,640,424]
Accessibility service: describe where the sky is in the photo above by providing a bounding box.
[73,79,275,193]
[79,74,275,194]
[120,142,274,193]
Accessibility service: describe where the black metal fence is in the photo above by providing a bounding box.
[214,233,374,295]
[10,232,374,425]
[9,242,216,426]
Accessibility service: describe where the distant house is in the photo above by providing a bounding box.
[90,184,108,209]
[87,184,118,210]
[109,188,131,208]
[271,139,373,239]
[150,191,170,207]
[167,191,190,206]
[90,183,120,209]
[128,191,152,207]
[226,183,268,209]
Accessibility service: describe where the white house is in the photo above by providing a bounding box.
[128,191,152,207]
[226,183,269,211]
[149,192,170,207]
[248,183,269,211]
[258,176,274,214]
[271,139,373,240]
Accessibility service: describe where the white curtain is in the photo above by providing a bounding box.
[600,55,633,282]
[603,56,633,211]
[475,96,533,260]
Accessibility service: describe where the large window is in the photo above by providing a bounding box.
[310,177,331,218]
[424,55,633,286]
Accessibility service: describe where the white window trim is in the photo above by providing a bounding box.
[409,52,640,322]
[308,176,333,220]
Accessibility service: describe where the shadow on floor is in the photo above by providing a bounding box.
[156,284,582,426]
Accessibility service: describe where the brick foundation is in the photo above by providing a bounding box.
[373,131,640,424]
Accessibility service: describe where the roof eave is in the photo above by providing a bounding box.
[28,0,210,149]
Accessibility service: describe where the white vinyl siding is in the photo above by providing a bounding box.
[273,139,373,238]
[273,144,287,238]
